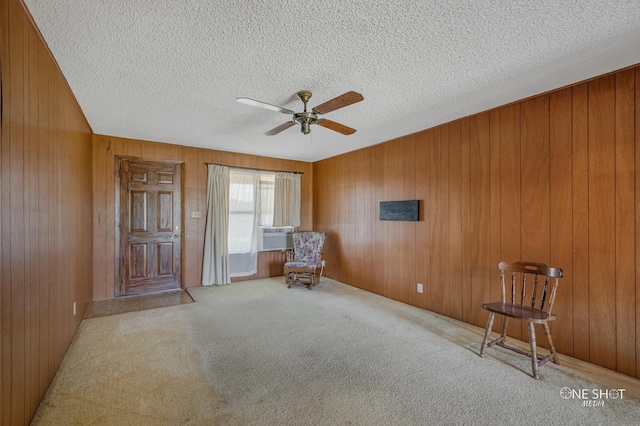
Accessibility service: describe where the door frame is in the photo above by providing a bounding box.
[114,156,185,297]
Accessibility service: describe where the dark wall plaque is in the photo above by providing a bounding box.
[380,200,419,221]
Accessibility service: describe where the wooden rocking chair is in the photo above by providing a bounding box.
[480,261,563,379]
[283,231,326,289]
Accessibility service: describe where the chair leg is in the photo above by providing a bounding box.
[500,316,509,343]
[480,312,495,357]
[543,322,559,365]
[528,322,539,379]
[308,274,314,290]
[285,272,292,288]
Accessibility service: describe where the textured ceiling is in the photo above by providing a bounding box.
[24,0,640,162]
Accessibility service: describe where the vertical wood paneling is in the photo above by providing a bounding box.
[0,0,6,416]
[347,150,357,284]
[499,104,522,339]
[379,141,395,298]
[91,137,107,299]
[26,19,39,417]
[403,135,416,304]
[572,82,590,361]
[448,121,463,320]
[588,75,616,370]
[1,0,93,423]
[362,148,374,292]
[520,95,550,263]
[392,140,403,301]
[37,37,52,396]
[415,132,429,309]
[313,63,640,379]
[549,88,574,356]
[9,4,26,422]
[460,119,472,323]
[637,68,640,379]
[370,144,381,294]
[440,125,450,317]
[328,153,338,281]
[0,0,8,417]
[469,112,491,327]
[352,149,365,290]
[429,127,443,313]
[334,153,345,282]
[183,147,198,286]
[499,104,521,264]
[614,69,636,376]
[520,95,550,341]
[300,161,313,231]
[489,110,502,304]
[320,157,335,280]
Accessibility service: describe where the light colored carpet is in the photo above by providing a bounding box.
[32,277,640,425]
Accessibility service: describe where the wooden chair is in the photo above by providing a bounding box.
[480,261,563,379]
[283,231,326,290]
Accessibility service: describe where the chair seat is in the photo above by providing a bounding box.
[284,261,317,269]
[482,301,555,324]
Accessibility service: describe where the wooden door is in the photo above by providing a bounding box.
[118,159,182,296]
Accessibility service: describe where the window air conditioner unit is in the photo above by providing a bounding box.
[259,226,294,251]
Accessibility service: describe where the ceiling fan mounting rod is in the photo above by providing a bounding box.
[294,90,316,134]
[297,90,312,112]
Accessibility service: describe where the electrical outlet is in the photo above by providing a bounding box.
[417,283,423,293]
[73,301,77,316]
[190,211,202,219]
[321,260,326,267]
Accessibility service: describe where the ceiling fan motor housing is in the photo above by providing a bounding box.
[294,111,317,134]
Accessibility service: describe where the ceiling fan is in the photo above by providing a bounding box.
[237,90,364,136]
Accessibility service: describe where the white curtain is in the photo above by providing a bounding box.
[202,164,231,286]
[273,172,301,227]
[228,170,260,277]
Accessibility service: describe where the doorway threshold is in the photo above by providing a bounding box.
[85,289,194,319]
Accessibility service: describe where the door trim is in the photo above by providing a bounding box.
[114,156,185,297]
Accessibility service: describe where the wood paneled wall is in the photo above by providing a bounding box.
[314,65,640,379]
[1,1,94,424]
[92,134,313,299]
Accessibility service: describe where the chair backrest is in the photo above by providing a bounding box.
[498,261,563,315]
[293,231,326,265]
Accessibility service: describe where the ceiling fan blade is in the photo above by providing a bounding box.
[265,121,296,136]
[316,119,357,135]
[312,91,363,115]
[237,97,295,115]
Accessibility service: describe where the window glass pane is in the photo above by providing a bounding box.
[228,171,257,254]
[228,213,254,253]
[228,170,276,255]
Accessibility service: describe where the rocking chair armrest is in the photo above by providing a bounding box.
[283,249,295,262]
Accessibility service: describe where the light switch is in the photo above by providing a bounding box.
[191,211,202,219]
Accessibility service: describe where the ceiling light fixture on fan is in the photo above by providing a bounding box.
[236,90,364,136]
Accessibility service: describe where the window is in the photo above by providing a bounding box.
[228,170,275,276]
